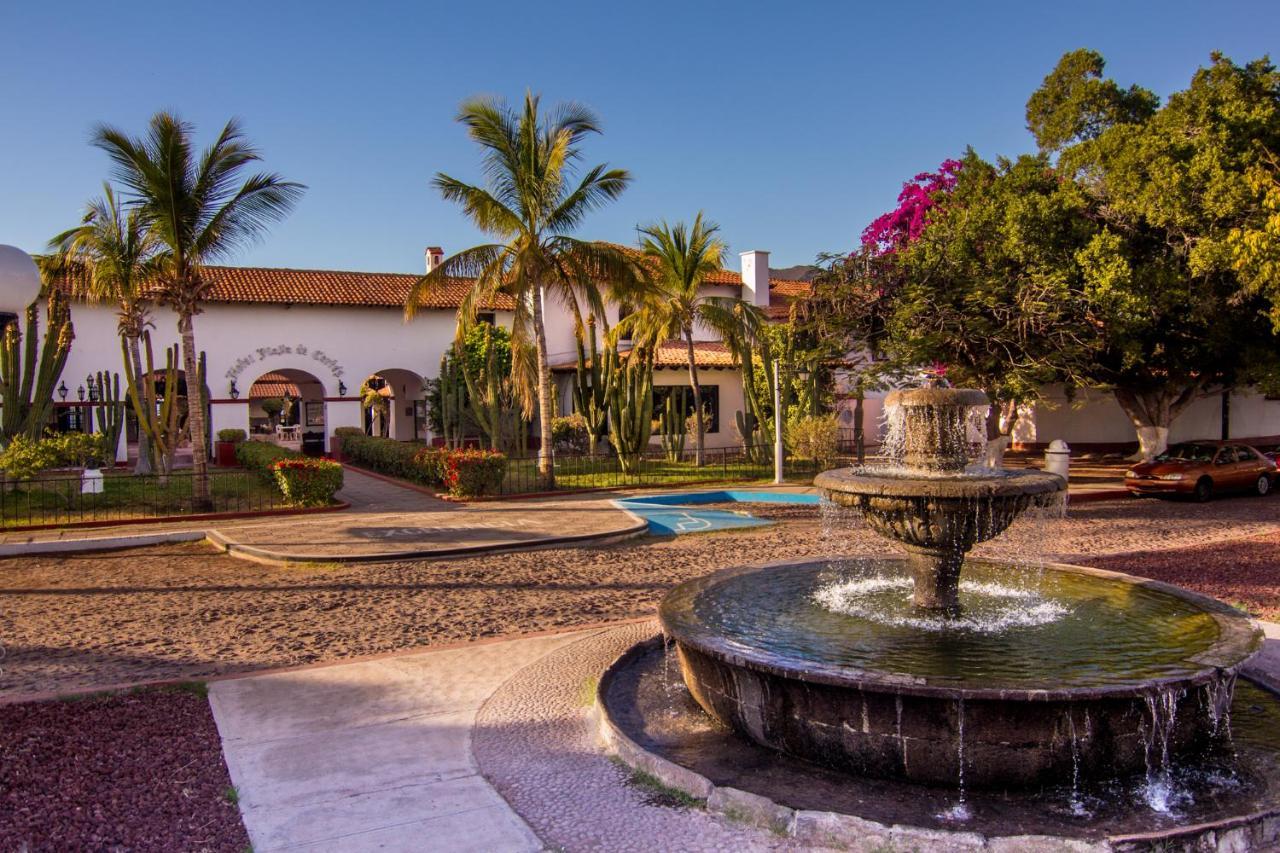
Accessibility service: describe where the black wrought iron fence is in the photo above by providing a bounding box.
[0,468,290,528]
[497,443,836,496]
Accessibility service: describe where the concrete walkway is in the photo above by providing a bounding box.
[209,629,595,852]
[0,468,646,563]
[208,619,1280,852]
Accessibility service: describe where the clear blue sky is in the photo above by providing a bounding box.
[2,1,1276,273]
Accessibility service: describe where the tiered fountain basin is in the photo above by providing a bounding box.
[659,558,1263,789]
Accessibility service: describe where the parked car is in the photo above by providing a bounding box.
[1125,442,1277,502]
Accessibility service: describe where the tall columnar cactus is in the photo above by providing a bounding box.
[196,350,210,460]
[0,292,74,448]
[438,351,467,449]
[122,331,184,476]
[739,352,777,464]
[92,370,125,464]
[606,343,654,476]
[658,391,686,462]
[572,316,611,456]
[459,328,505,451]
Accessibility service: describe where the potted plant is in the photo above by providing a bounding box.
[260,397,285,431]
[216,428,247,467]
[54,432,108,495]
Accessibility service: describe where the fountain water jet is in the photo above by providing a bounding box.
[814,386,1064,612]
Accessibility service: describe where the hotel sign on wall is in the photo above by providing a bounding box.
[224,344,346,381]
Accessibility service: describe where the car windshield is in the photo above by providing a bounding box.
[1156,444,1216,463]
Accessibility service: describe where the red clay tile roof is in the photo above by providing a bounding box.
[50,257,805,313]
[50,265,515,311]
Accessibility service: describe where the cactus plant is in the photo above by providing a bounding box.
[438,351,467,448]
[571,316,611,456]
[121,331,185,477]
[92,370,125,465]
[0,292,74,448]
[459,326,505,451]
[658,390,686,462]
[606,343,654,476]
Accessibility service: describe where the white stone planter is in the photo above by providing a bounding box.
[80,467,104,495]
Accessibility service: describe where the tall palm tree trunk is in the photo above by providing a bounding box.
[178,312,211,507]
[126,333,153,475]
[533,284,556,489]
[685,330,705,467]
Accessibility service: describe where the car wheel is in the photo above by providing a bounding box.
[1256,474,1272,497]
[1195,477,1213,503]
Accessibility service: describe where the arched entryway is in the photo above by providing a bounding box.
[247,369,326,448]
[362,368,427,442]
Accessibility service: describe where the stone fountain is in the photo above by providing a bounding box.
[814,386,1063,612]
[654,385,1263,790]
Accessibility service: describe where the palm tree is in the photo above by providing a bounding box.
[92,113,304,505]
[408,93,636,489]
[47,184,161,473]
[627,214,764,466]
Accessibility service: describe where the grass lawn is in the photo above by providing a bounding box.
[0,468,285,528]
[500,451,810,494]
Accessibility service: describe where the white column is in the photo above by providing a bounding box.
[325,399,363,452]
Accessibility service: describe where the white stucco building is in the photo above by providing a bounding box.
[42,246,811,460]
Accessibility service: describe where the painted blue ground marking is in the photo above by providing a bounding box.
[616,489,821,536]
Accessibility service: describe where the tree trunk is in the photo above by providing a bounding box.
[685,330,705,467]
[983,399,1019,469]
[178,313,211,508]
[532,285,556,489]
[126,334,153,475]
[1114,383,1201,461]
[853,387,866,464]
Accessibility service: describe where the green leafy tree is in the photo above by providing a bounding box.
[46,183,161,473]
[886,150,1096,461]
[1030,51,1280,458]
[1025,48,1158,154]
[793,250,904,462]
[408,93,637,489]
[92,112,304,504]
[626,214,764,466]
[1229,149,1280,327]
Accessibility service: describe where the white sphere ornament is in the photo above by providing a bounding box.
[0,245,42,315]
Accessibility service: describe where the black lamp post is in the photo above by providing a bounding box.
[337,380,347,397]
[58,380,68,401]
[228,379,239,400]
[77,384,85,402]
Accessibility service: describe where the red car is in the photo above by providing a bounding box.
[1125,442,1276,502]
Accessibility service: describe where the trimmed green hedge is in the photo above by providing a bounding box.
[235,441,299,479]
[338,433,439,484]
[271,457,343,506]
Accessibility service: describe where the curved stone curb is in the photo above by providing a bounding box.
[596,626,1280,853]
[0,529,208,557]
[204,510,650,565]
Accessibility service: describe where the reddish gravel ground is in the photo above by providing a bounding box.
[1082,530,1280,620]
[0,685,249,853]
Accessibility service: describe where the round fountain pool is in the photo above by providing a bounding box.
[659,558,1263,789]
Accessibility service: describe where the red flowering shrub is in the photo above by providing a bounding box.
[442,449,506,498]
[270,457,344,506]
[412,446,450,485]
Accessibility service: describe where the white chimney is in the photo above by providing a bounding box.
[425,246,444,273]
[739,249,771,308]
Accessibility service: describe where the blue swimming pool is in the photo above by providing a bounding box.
[616,489,821,535]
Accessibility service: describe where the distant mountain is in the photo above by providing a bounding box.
[770,264,821,282]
